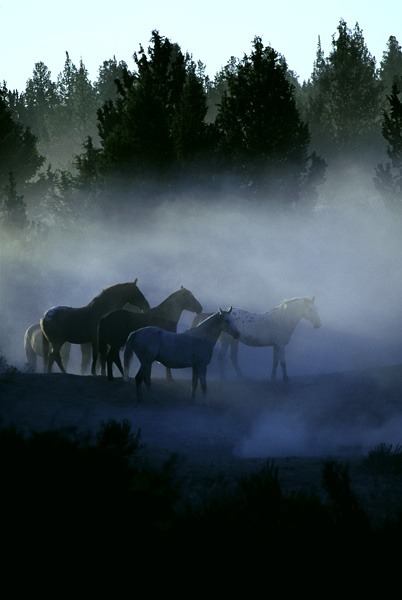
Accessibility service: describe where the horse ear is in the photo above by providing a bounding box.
[133,278,138,285]
[181,285,184,290]
[219,307,223,314]
[227,306,233,313]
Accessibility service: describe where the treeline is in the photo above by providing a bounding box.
[1,20,402,238]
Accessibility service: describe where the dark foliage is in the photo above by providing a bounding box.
[374,82,402,209]
[0,86,44,190]
[1,417,402,587]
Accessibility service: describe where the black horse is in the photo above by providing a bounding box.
[98,286,203,381]
[40,278,150,374]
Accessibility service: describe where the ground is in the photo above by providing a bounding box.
[1,363,402,523]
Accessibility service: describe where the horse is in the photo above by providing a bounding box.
[40,278,150,375]
[191,296,321,382]
[98,286,203,381]
[23,323,75,372]
[123,307,240,403]
[25,303,143,374]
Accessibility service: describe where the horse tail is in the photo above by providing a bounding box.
[24,325,38,371]
[41,332,50,373]
[123,333,135,381]
[97,317,109,364]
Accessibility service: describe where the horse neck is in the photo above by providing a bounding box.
[154,293,184,323]
[280,301,305,333]
[192,315,222,345]
[88,289,131,317]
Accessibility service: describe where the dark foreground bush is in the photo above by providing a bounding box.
[1,420,402,586]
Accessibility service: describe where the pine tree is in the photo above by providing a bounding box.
[379,36,402,105]
[303,20,383,164]
[373,83,402,210]
[97,30,212,185]
[52,52,98,170]
[1,171,29,231]
[170,61,214,165]
[0,85,44,190]
[94,57,128,105]
[22,62,59,149]
[74,135,103,190]
[215,36,322,205]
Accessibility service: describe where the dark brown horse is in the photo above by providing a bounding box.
[98,286,203,381]
[40,278,150,374]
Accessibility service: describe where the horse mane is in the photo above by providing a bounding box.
[88,281,135,306]
[156,286,189,306]
[279,297,312,308]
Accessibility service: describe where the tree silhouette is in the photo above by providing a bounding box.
[379,36,402,109]
[215,36,322,205]
[0,85,44,191]
[303,20,383,165]
[0,171,29,231]
[374,82,402,210]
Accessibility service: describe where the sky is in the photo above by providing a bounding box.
[1,0,401,92]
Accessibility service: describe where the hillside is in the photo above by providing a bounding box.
[2,364,402,522]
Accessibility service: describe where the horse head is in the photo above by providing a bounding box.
[219,306,240,339]
[303,297,321,329]
[129,279,150,311]
[179,286,203,314]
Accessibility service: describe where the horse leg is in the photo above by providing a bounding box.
[199,366,207,400]
[190,366,199,401]
[217,339,229,379]
[61,342,70,372]
[279,345,289,382]
[166,367,174,382]
[135,364,155,403]
[106,347,118,381]
[91,340,98,376]
[114,351,124,379]
[229,340,243,378]
[49,343,66,374]
[80,343,91,375]
[271,346,279,380]
[42,336,50,372]
[135,369,144,403]
[100,349,107,377]
[143,365,151,390]
[25,339,37,372]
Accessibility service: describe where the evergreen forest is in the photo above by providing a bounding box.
[1,19,402,242]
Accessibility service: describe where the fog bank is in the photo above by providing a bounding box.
[1,195,402,380]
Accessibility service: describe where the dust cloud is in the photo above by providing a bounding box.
[1,185,402,379]
[1,179,402,459]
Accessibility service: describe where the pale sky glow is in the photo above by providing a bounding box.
[1,0,401,92]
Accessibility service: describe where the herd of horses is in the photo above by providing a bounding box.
[23,278,322,401]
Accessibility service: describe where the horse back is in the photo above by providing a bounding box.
[41,306,96,344]
[131,327,209,369]
[100,309,177,350]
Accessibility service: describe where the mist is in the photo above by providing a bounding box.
[2,176,402,460]
[2,182,402,379]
